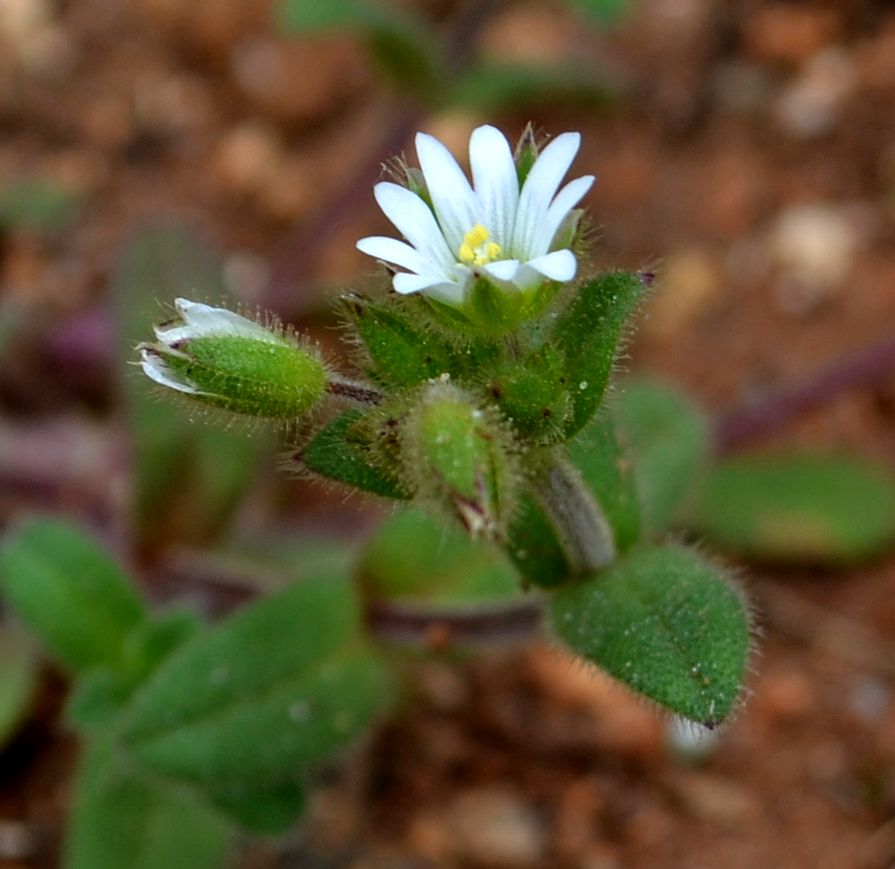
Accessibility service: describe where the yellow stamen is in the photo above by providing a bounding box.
[458,224,503,266]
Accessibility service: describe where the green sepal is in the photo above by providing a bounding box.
[488,344,573,441]
[160,333,326,419]
[403,382,518,539]
[687,453,895,564]
[612,379,710,534]
[463,277,560,336]
[360,508,521,604]
[301,410,411,499]
[553,271,650,438]
[206,779,307,836]
[120,575,396,788]
[66,735,232,869]
[341,293,457,388]
[551,543,750,726]
[0,518,147,674]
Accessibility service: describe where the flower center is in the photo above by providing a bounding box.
[458,224,503,266]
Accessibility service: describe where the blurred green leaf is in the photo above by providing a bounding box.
[360,508,520,604]
[613,379,710,534]
[0,623,39,748]
[66,736,232,869]
[302,410,411,499]
[687,453,895,564]
[551,543,750,725]
[568,413,641,553]
[122,574,396,788]
[0,518,147,673]
[207,779,307,835]
[276,0,443,100]
[569,0,631,25]
[506,492,572,589]
[115,224,266,549]
[67,610,203,732]
[0,176,80,233]
[450,61,617,112]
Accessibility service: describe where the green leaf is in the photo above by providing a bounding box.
[341,294,457,388]
[360,508,520,604]
[687,454,895,564]
[569,0,632,25]
[449,61,617,112]
[0,518,147,673]
[613,379,710,534]
[301,410,410,499]
[66,610,203,732]
[275,0,443,100]
[568,412,641,553]
[551,544,750,725]
[122,575,396,787]
[0,176,80,233]
[115,224,266,549]
[553,271,650,438]
[0,623,39,748]
[66,737,231,869]
[505,493,572,589]
[207,779,306,835]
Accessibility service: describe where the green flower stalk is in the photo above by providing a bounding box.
[139,299,327,420]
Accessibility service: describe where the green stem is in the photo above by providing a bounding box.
[531,454,616,575]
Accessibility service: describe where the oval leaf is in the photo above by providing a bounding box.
[0,518,147,673]
[687,453,895,564]
[122,575,395,787]
[551,544,750,725]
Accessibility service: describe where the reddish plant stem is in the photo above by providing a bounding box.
[714,331,895,454]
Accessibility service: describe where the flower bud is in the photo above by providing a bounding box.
[403,380,517,540]
[139,299,326,419]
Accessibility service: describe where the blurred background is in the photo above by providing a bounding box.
[2,0,895,866]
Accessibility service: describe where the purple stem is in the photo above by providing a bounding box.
[713,330,895,453]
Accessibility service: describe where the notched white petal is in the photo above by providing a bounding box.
[373,182,454,267]
[416,131,479,252]
[356,236,432,275]
[469,125,518,248]
[156,300,275,346]
[526,249,577,281]
[139,346,202,394]
[482,259,521,282]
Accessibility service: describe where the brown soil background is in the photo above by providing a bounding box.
[2,0,895,867]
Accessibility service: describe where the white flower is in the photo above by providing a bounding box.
[357,125,594,307]
[140,298,283,395]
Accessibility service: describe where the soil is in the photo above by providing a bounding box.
[2,0,895,867]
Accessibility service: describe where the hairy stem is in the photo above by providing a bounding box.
[531,454,617,574]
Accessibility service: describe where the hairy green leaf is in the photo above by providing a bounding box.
[207,779,307,835]
[0,518,147,673]
[554,272,650,438]
[687,453,895,564]
[551,544,750,725]
[301,410,410,499]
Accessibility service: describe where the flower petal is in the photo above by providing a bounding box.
[156,300,275,345]
[514,250,578,290]
[356,236,433,275]
[140,347,201,394]
[393,272,465,306]
[416,131,479,254]
[373,182,454,268]
[469,125,518,249]
[512,132,581,259]
[483,259,521,282]
[534,174,594,255]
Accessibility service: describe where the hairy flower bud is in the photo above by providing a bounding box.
[139,299,326,419]
[402,380,517,540]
